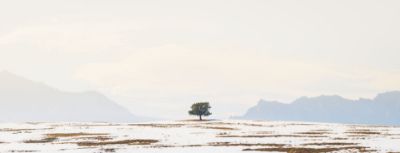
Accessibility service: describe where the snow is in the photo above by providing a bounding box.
[0,120,399,153]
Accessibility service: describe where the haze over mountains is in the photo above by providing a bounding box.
[0,71,143,122]
[1,70,399,125]
[238,91,400,125]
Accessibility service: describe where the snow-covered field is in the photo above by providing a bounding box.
[0,120,399,153]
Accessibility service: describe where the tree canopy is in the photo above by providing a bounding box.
[188,102,211,120]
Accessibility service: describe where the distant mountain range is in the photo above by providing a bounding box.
[237,91,400,125]
[0,71,145,122]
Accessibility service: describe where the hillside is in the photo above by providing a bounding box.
[238,92,400,125]
[0,71,142,122]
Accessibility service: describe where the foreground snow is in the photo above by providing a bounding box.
[0,120,399,153]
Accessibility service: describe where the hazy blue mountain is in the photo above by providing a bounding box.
[238,92,400,125]
[0,71,145,122]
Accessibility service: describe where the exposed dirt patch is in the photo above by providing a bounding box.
[77,139,158,146]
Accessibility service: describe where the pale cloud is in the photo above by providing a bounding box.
[76,45,323,93]
[0,22,142,54]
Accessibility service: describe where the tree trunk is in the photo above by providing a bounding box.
[199,115,202,121]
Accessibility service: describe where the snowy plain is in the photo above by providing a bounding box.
[0,120,399,153]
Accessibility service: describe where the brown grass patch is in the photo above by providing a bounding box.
[303,142,359,146]
[208,142,285,147]
[46,133,108,138]
[296,131,331,135]
[243,146,372,153]
[203,122,236,125]
[199,126,237,130]
[203,122,264,127]
[311,129,332,132]
[0,128,42,132]
[150,144,204,148]
[71,136,113,141]
[77,139,158,146]
[217,134,269,138]
[26,122,45,125]
[332,137,348,140]
[255,131,273,134]
[129,123,185,128]
[8,150,38,152]
[346,131,381,135]
[237,123,264,127]
[281,123,315,126]
[218,134,325,138]
[23,137,57,143]
[149,142,285,148]
[178,119,215,122]
[345,128,381,135]
[101,148,117,152]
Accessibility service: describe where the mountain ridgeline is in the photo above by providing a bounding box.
[0,71,143,122]
[239,91,400,125]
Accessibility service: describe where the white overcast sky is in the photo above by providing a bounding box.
[0,0,399,119]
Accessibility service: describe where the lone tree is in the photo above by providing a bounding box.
[188,102,211,121]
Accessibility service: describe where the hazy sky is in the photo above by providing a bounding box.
[1,0,399,119]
